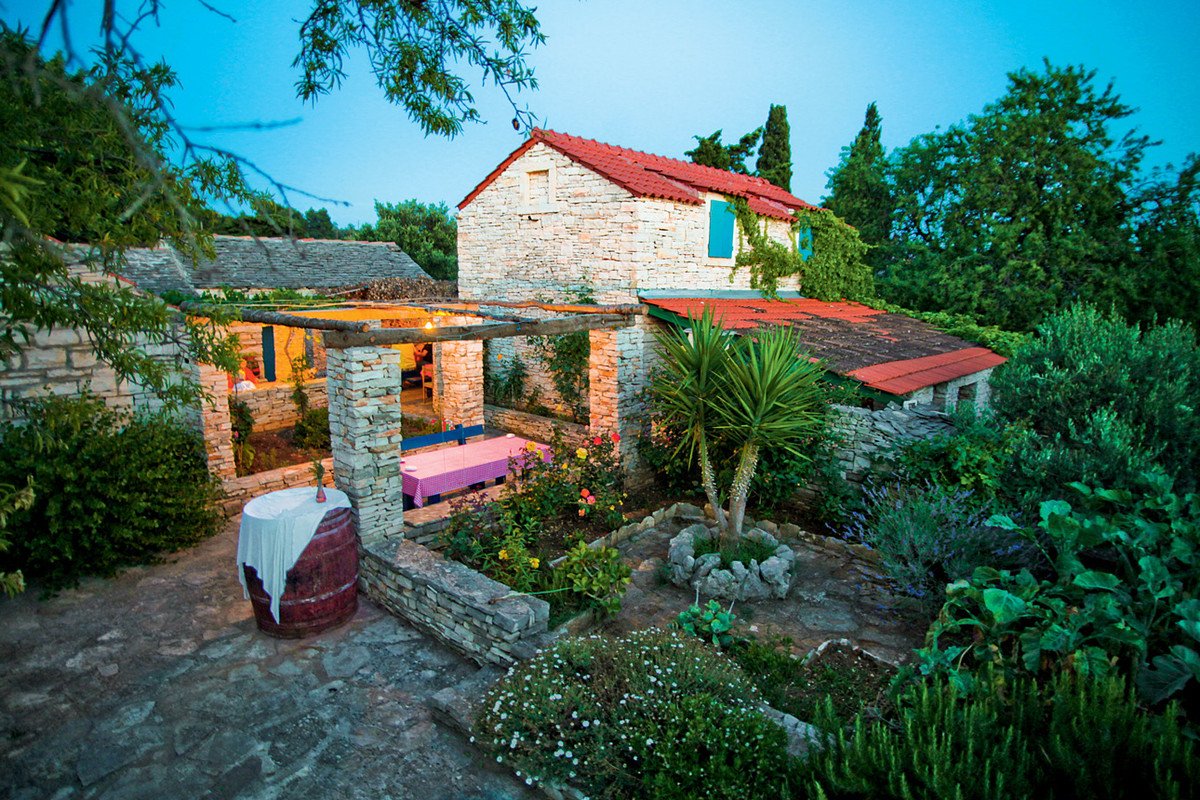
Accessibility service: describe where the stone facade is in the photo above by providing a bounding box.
[325,344,406,546]
[588,319,653,473]
[232,378,328,432]
[358,539,549,666]
[434,334,485,431]
[458,142,792,425]
[903,367,996,412]
[195,362,237,481]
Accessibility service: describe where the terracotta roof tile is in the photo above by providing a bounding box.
[642,295,1005,396]
[460,129,821,220]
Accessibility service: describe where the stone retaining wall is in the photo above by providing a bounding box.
[232,378,328,432]
[483,404,588,446]
[825,402,955,487]
[219,457,335,516]
[358,539,549,666]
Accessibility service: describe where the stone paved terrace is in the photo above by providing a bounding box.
[0,518,535,800]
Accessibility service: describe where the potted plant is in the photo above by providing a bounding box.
[312,459,327,503]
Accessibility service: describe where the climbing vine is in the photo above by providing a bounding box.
[531,287,595,423]
[730,199,874,301]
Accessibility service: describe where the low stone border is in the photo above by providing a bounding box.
[667,525,795,601]
[484,404,588,447]
[219,457,334,516]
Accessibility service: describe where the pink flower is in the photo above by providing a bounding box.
[587,496,596,505]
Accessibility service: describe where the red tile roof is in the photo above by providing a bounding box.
[459,129,821,220]
[642,295,1005,396]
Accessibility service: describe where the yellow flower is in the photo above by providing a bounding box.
[575,448,588,460]
[525,440,540,452]
[609,505,615,511]
[498,549,509,560]
[529,557,540,569]
[560,463,569,471]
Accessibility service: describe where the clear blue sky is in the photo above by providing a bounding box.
[10,0,1200,226]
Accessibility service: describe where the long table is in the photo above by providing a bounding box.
[400,436,550,507]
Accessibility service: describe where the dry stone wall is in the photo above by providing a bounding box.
[358,539,549,666]
[826,403,955,487]
[483,405,588,447]
[232,378,328,432]
[219,457,335,516]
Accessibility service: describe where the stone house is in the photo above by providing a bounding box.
[457,129,1005,438]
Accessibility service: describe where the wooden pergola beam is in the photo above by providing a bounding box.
[322,313,633,348]
[179,302,371,332]
[456,300,646,315]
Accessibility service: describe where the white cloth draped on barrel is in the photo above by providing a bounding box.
[237,487,352,623]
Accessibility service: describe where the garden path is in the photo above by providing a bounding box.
[0,517,534,800]
[606,518,926,664]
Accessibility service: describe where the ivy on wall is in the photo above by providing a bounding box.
[530,287,595,424]
[730,199,874,302]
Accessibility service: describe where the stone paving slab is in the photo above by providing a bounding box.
[0,518,534,800]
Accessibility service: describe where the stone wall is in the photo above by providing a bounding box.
[232,378,328,432]
[358,539,549,666]
[589,318,653,476]
[483,405,588,447]
[457,142,795,306]
[219,457,335,516]
[827,403,955,487]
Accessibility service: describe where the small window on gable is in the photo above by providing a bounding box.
[795,225,814,261]
[708,200,735,259]
[527,169,551,207]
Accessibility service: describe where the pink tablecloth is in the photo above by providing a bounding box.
[401,436,550,506]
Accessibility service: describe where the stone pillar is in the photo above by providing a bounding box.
[196,362,236,481]
[437,339,485,430]
[325,344,405,546]
[588,321,648,475]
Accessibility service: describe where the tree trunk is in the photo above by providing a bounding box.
[727,442,760,542]
[698,435,728,538]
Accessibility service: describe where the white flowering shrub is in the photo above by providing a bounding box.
[474,628,792,799]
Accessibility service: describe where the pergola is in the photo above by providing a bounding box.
[189,299,649,545]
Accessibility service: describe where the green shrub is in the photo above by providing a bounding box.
[993,304,1200,496]
[0,394,222,591]
[293,406,330,450]
[675,598,738,648]
[893,406,1023,508]
[803,673,1198,800]
[229,395,255,475]
[917,472,1200,714]
[474,629,791,799]
[842,481,1028,616]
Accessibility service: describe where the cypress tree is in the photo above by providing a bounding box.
[756,104,792,191]
[823,102,892,247]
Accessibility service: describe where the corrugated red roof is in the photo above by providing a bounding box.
[642,295,1005,396]
[459,129,821,220]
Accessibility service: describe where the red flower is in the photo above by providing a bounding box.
[580,488,591,498]
[611,432,621,443]
[593,436,603,446]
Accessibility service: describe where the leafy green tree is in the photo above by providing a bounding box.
[2,0,545,401]
[755,104,792,191]
[303,207,341,239]
[880,63,1150,331]
[686,128,763,174]
[350,200,457,280]
[1131,155,1200,326]
[823,102,892,250]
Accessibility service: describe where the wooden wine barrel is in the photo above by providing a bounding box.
[243,506,358,638]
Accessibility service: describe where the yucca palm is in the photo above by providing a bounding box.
[712,325,827,537]
[651,310,827,542]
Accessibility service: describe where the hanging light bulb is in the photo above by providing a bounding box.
[424,319,434,330]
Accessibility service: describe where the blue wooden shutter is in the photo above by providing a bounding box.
[261,326,276,382]
[707,200,735,258]
[796,225,814,262]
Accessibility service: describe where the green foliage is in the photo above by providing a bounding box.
[0,395,222,592]
[293,407,331,451]
[0,32,241,407]
[675,598,738,649]
[823,102,893,251]
[842,481,1027,616]
[350,200,458,280]
[993,304,1200,496]
[474,629,790,799]
[483,344,528,408]
[549,540,631,617]
[293,0,545,137]
[529,289,594,423]
[802,672,1198,800]
[918,473,1200,713]
[693,533,778,572]
[879,62,1151,331]
[1130,154,1200,326]
[0,477,35,597]
[869,300,1029,357]
[894,406,1024,504]
[731,199,874,301]
[755,104,792,191]
[229,396,256,476]
[685,128,763,174]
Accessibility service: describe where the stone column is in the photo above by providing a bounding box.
[196,362,236,481]
[325,344,405,547]
[588,320,648,475]
[437,339,485,431]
